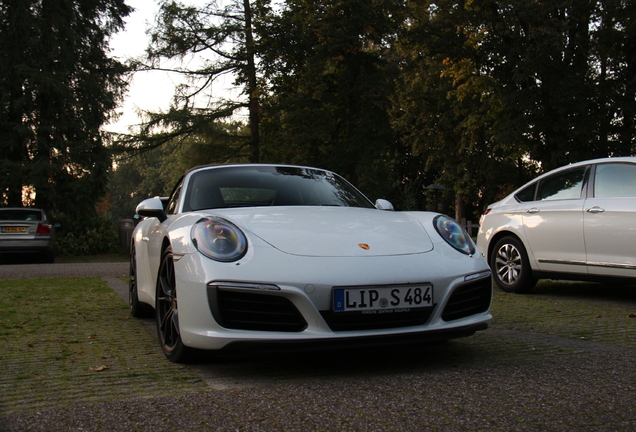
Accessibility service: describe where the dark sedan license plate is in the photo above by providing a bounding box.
[1,226,26,233]
[333,285,433,313]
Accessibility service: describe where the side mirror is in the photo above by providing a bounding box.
[375,199,394,211]
[136,197,167,222]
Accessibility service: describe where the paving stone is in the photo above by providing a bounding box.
[0,263,635,431]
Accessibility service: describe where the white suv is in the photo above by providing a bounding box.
[477,157,636,293]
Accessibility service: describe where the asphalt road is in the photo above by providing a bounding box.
[1,261,635,431]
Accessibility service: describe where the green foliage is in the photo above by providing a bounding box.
[56,217,121,257]
[1,0,634,230]
[0,277,205,413]
[106,121,250,223]
[117,0,260,161]
[258,0,411,205]
[391,0,636,219]
[111,0,636,222]
[391,0,511,218]
[0,0,131,221]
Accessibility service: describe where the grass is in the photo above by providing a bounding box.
[1,274,635,416]
[0,277,206,413]
[490,280,636,348]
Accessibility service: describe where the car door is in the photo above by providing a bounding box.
[520,166,589,274]
[584,162,636,277]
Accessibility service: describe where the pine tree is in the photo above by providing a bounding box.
[0,0,131,225]
[118,0,261,162]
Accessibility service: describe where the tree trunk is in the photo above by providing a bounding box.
[243,0,260,163]
[455,193,464,222]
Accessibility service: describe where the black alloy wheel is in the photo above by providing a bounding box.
[490,235,537,293]
[156,246,193,363]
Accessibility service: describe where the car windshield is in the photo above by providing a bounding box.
[0,209,42,221]
[184,166,375,211]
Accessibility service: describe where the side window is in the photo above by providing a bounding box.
[165,180,183,214]
[515,183,537,202]
[537,167,586,201]
[594,163,636,198]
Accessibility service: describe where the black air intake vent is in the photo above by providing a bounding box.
[442,277,491,321]
[210,289,307,332]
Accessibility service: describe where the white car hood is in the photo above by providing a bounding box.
[217,207,434,257]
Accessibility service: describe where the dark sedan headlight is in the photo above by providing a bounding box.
[433,215,475,255]
[192,217,247,262]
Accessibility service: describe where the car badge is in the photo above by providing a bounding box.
[358,243,370,250]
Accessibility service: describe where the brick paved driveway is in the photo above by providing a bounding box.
[1,261,635,431]
[0,262,128,280]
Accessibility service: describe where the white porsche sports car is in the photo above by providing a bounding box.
[130,164,492,362]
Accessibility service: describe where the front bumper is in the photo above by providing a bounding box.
[0,238,54,254]
[172,245,492,351]
[217,322,488,353]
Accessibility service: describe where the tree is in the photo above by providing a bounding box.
[478,0,598,170]
[472,0,635,170]
[393,0,636,220]
[111,0,636,221]
[106,121,248,223]
[591,0,636,156]
[0,0,131,224]
[117,0,261,162]
[257,0,408,204]
[392,0,516,220]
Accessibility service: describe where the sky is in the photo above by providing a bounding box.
[105,0,231,135]
[105,0,167,134]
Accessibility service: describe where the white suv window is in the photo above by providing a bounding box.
[594,163,636,198]
[537,167,586,201]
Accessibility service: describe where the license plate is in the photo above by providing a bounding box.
[1,226,26,233]
[333,284,433,313]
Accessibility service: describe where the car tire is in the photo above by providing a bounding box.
[44,250,55,263]
[155,246,194,363]
[129,245,152,318]
[489,236,537,293]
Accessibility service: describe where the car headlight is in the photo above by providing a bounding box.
[433,215,475,255]
[191,217,247,262]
